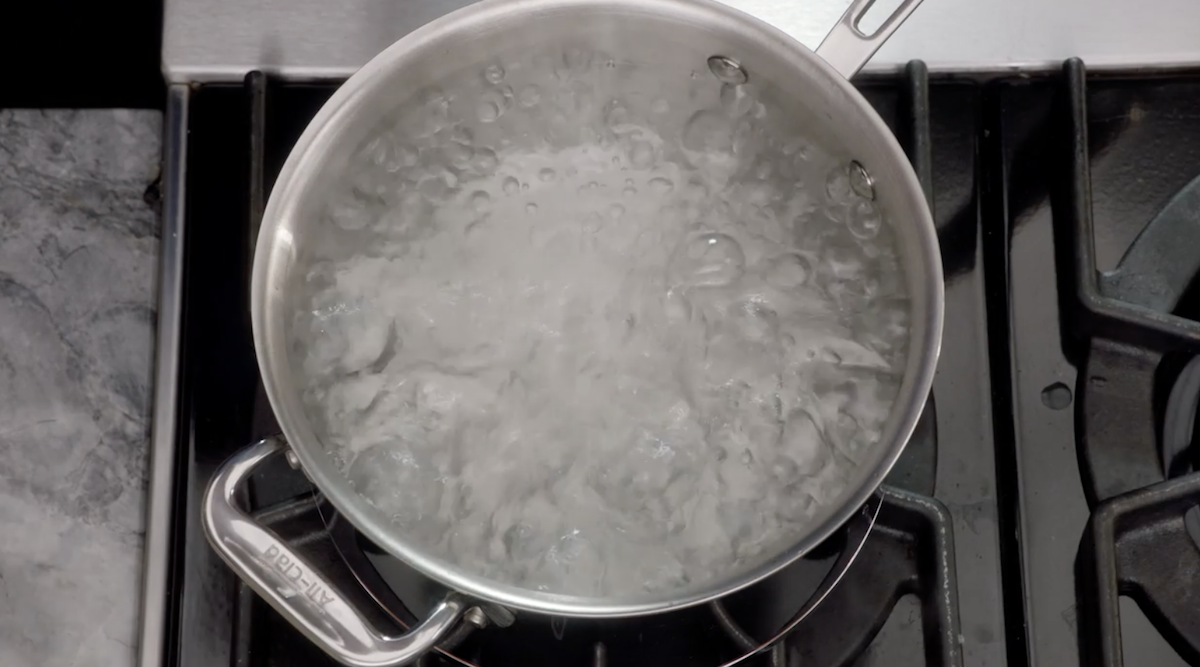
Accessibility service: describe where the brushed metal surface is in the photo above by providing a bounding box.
[137,84,188,667]
[246,0,942,619]
[163,0,1200,82]
[815,0,925,79]
[201,437,469,667]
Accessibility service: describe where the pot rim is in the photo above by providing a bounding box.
[251,0,944,618]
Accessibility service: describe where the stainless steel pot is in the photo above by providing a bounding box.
[201,0,942,664]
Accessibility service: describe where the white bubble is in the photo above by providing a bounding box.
[847,200,882,239]
[518,85,542,108]
[473,148,499,172]
[648,177,674,194]
[470,190,491,212]
[484,64,506,85]
[628,141,655,169]
[764,253,813,289]
[668,232,745,288]
[825,164,852,205]
[476,101,500,123]
[605,99,634,131]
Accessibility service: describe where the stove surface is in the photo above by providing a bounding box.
[152,62,1200,667]
[159,0,1200,81]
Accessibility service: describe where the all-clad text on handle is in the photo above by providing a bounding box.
[201,437,469,667]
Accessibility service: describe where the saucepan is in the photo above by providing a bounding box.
[201,0,942,664]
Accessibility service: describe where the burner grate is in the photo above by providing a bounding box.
[229,484,960,667]
[1061,58,1200,667]
[163,59,989,667]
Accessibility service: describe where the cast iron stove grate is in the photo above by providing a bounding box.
[162,61,1004,667]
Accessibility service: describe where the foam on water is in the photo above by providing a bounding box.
[290,50,910,598]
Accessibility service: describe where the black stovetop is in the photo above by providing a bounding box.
[162,61,1200,667]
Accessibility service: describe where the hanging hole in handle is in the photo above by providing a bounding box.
[817,0,925,79]
[855,0,907,36]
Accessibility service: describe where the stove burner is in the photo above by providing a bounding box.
[317,493,879,667]
[167,61,996,667]
[1161,356,1200,547]
[1086,476,1200,665]
[236,482,959,667]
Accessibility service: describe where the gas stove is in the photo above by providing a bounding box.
[140,61,1200,667]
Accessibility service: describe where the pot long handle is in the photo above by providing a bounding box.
[816,0,926,79]
[201,437,469,667]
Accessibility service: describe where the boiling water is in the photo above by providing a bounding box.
[291,49,910,598]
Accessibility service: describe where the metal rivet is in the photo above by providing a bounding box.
[463,607,490,628]
[707,56,748,85]
[479,602,517,627]
[285,450,302,470]
[849,160,874,200]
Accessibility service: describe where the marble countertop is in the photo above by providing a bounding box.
[0,110,162,667]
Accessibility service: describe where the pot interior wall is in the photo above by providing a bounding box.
[254,0,938,616]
